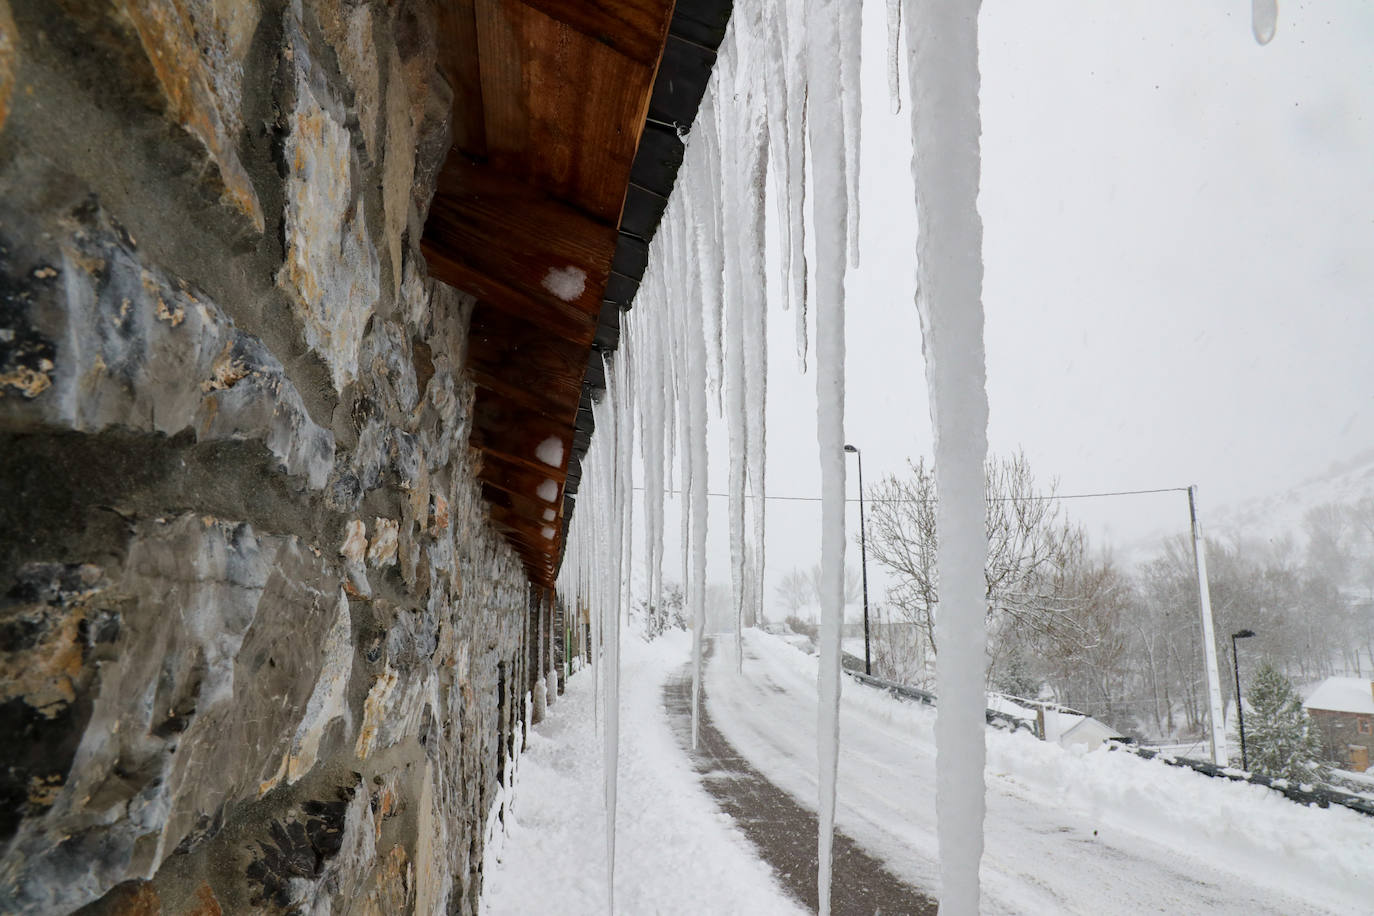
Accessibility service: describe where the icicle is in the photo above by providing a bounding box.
[639,305,668,636]
[904,0,990,913]
[743,115,771,665]
[886,0,903,114]
[721,43,750,677]
[685,206,711,750]
[669,216,694,622]
[1252,0,1277,45]
[805,0,849,911]
[600,350,629,914]
[592,502,601,740]
[534,592,547,722]
[654,290,672,628]
[763,0,794,315]
[787,0,810,369]
[697,98,727,410]
[839,0,862,268]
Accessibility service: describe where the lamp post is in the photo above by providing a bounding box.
[843,444,872,675]
[1231,628,1256,769]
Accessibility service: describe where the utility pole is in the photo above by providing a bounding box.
[844,444,872,675]
[1189,485,1229,766]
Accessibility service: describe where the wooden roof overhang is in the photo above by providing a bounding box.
[424,0,731,587]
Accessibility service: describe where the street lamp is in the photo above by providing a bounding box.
[1231,629,1256,769]
[843,444,872,676]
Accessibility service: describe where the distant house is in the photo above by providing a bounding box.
[986,694,1123,748]
[1040,707,1124,749]
[1059,715,1125,749]
[1303,677,1374,772]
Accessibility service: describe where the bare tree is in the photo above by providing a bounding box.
[1039,553,1134,725]
[775,564,862,617]
[776,568,812,614]
[868,602,931,687]
[864,452,1092,688]
[807,564,862,607]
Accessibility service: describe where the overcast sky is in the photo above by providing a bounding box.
[635,1,1374,617]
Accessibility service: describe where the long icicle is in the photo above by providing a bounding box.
[807,0,848,912]
[886,0,903,114]
[905,0,990,912]
[743,112,770,665]
[839,0,863,268]
[785,0,810,368]
[722,56,750,677]
[603,358,621,915]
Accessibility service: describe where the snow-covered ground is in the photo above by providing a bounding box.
[479,631,804,916]
[483,626,1374,914]
[708,629,1374,915]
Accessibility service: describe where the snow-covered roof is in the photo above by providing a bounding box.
[986,694,1036,722]
[1303,677,1374,715]
[1061,716,1123,747]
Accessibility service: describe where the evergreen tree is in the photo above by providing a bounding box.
[1244,661,1329,783]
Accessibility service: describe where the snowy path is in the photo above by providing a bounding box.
[480,632,803,916]
[664,641,937,915]
[707,630,1374,915]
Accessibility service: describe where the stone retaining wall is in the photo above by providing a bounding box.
[0,2,534,912]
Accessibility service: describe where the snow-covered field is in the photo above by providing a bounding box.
[479,631,804,916]
[708,629,1374,915]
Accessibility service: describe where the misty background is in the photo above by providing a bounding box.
[629,1,1374,629]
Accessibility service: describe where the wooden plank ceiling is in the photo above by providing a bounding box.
[424,0,731,587]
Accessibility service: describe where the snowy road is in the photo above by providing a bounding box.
[706,630,1374,915]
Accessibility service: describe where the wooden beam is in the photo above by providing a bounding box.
[468,305,589,421]
[516,0,676,68]
[474,0,665,222]
[421,155,615,345]
[468,367,574,424]
[471,398,573,478]
[435,0,486,155]
[489,503,561,552]
[477,451,564,508]
[484,483,564,529]
[425,242,598,347]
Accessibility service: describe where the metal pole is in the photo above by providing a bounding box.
[1189,485,1229,766]
[1232,634,1248,770]
[845,445,873,676]
[857,452,871,675]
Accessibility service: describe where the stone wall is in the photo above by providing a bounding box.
[0,1,536,912]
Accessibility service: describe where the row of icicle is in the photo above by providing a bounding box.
[554,2,1276,914]
[558,2,872,909]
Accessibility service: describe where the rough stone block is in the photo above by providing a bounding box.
[0,198,334,487]
[0,516,351,914]
[276,13,381,394]
[119,0,262,228]
[29,0,267,233]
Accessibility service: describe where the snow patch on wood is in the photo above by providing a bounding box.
[535,435,564,468]
[541,265,587,302]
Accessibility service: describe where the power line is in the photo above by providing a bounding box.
[630,485,1189,504]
